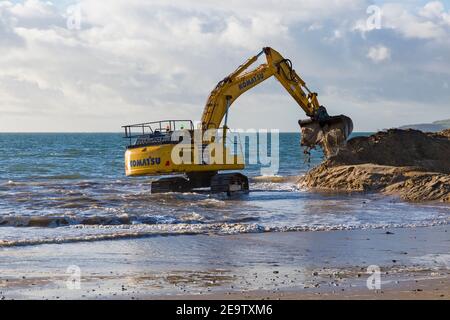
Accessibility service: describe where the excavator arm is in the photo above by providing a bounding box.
[201,47,353,156]
[201,47,320,129]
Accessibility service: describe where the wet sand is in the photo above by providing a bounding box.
[0,225,449,300]
[168,275,450,300]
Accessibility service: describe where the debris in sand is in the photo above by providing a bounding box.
[298,129,450,202]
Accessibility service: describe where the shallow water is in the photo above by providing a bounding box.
[0,133,448,247]
[1,226,449,299]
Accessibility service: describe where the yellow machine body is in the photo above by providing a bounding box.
[124,141,244,177]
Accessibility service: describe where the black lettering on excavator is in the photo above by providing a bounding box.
[130,157,161,168]
[238,73,264,90]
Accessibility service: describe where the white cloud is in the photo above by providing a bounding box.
[367,45,391,63]
[385,6,446,40]
[0,0,367,131]
[355,2,450,41]
[420,1,445,19]
[0,0,449,132]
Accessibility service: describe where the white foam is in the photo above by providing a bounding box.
[1,220,449,248]
[0,223,265,247]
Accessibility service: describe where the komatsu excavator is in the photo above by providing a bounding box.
[123,47,353,194]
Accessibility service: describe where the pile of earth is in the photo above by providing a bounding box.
[298,129,450,202]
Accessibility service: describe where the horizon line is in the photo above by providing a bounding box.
[0,130,376,134]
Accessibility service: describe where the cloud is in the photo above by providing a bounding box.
[420,1,445,20]
[367,45,391,63]
[355,1,450,41]
[0,0,449,132]
[385,4,446,40]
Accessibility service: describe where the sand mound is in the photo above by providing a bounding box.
[299,129,450,202]
[328,129,450,173]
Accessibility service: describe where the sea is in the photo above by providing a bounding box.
[0,132,449,248]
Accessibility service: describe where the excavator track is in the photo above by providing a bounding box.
[210,173,249,195]
[151,172,249,195]
[151,176,191,193]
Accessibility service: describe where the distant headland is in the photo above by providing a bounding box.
[399,119,450,132]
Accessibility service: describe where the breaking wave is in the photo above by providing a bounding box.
[0,213,200,228]
[251,175,301,183]
[1,220,448,248]
[0,212,260,228]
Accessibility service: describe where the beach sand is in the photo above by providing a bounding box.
[169,275,450,300]
[1,225,449,300]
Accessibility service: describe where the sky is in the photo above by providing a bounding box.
[0,0,449,132]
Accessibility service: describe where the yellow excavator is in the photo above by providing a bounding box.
[123,47,353,194]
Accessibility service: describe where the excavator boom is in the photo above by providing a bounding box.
[202,47,319,129]
[200,47,353,156]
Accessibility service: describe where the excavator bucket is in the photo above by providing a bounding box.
[299,115,353,158]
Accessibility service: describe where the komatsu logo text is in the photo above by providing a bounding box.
[238,73,264,90]
[130,157,161,168]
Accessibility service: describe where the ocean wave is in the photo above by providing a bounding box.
[0,220,448,248]
[0,214,175,228]
[179,212,205,222]
[249,175,303,192]
[0,223,266,247]
[2,174,301,192]
[197,198,227,208]
[3,177,86,187]
[250,182,301,192]
[251,175,302,183]
[0,210,236,227]
[30,174,88,180]
[265,220,450,232]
